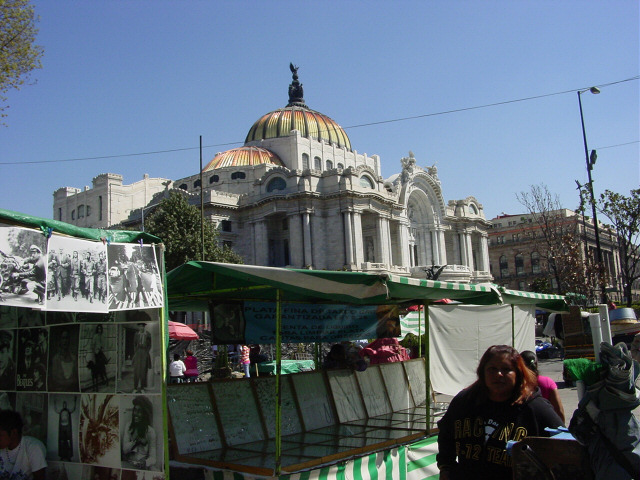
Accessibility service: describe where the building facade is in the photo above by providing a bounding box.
[487,210,633,303]
[53,66,492,283]
[53,173,172,229]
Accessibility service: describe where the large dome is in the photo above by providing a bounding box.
[245,107,351,151]
[203,146,284,171]
[244,64,352,151]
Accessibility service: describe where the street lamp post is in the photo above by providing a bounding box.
[577,86,607,304]
[140,204,157,232]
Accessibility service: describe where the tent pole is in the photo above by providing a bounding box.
[511,304,515,347]
[425,303,431,434]
[275,289,282,475]
[417,306,422,358]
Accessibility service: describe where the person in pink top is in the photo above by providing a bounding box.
[183,350,198,382]
[240,345,251,378]
[521,350,565,423]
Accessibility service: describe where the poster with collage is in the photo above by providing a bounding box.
[0,226,166,479]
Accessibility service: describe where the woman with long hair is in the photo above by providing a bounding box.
[121,396,156,470]
[436,345,564,480]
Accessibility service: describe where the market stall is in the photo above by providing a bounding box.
[165,261,569,478]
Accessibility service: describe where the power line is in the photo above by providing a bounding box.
[1,75,638,166]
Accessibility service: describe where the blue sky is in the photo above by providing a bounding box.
[1,0,638,222]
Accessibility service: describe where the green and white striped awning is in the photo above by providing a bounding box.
[167,262,505,311]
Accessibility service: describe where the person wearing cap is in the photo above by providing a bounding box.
[15,246,46,305]
[69,251,81,301]
[0,409,47,479]
[121,395,157,470]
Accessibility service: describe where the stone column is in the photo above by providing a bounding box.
[377,216,391,266]
[353,212,364,267]
[480,234,490,272]
[253,220,269,265]
[288,213,304,268]
[302,211,313,267]
[344,211,354,265]
[465,232,474,270]
[437,228,447,265]
[399,222,411,267]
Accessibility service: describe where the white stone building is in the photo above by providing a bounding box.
[53,66,492,283]
[53,173,172,229]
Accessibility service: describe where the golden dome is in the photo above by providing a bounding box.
[202,146,284,171]
[245,107,352,151]
[244,64,352,151]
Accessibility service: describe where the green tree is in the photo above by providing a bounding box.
[598,188,640,306]
[145,191,243,272]
[0,0,43,123]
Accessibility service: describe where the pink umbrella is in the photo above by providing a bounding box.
[168,321,199,340]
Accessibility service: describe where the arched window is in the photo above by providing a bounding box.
[71,210,75,220]
[469,204,478,215]
[78,205,85,218]
[86,205,91,217]
[302,153,309,170]
[337,163,344,170]
[515,253,524,276]
[314,156,322,170]
[325,159,333,170]
[231,171,246,180]
[194,179,201,188]
[359,176,374,189]
[209,175,219,184]
[499,255,509,278]
[531,252,541,274]
[266,177,286,192]
[179,184,188,190]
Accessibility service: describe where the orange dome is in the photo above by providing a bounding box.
[203,146,284,171]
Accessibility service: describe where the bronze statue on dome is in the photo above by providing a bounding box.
[287,63,307,107]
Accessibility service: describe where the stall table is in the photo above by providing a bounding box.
[256,359,315,375]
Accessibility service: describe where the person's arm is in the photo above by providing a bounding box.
[547,388,565,424]
[27,438,48,480]
[436,397,460,476]
[145,426,157,469]
[121,425,135,454]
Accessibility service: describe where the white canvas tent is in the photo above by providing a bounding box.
[402,304,537,395]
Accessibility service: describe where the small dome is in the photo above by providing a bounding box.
[202,146,284,172]
[245,107,352,151]
[244,64,352,151]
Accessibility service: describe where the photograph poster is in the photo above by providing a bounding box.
[16,327,47,391]
[80,323,117,393]
[48,324,80,393]
[0,226,47,309]
[47,393,80,463]
[117,322,161,395]
[45,235,109,313]
[119,394,163,473]
[79,393,120,467]
[107,243,163,311]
